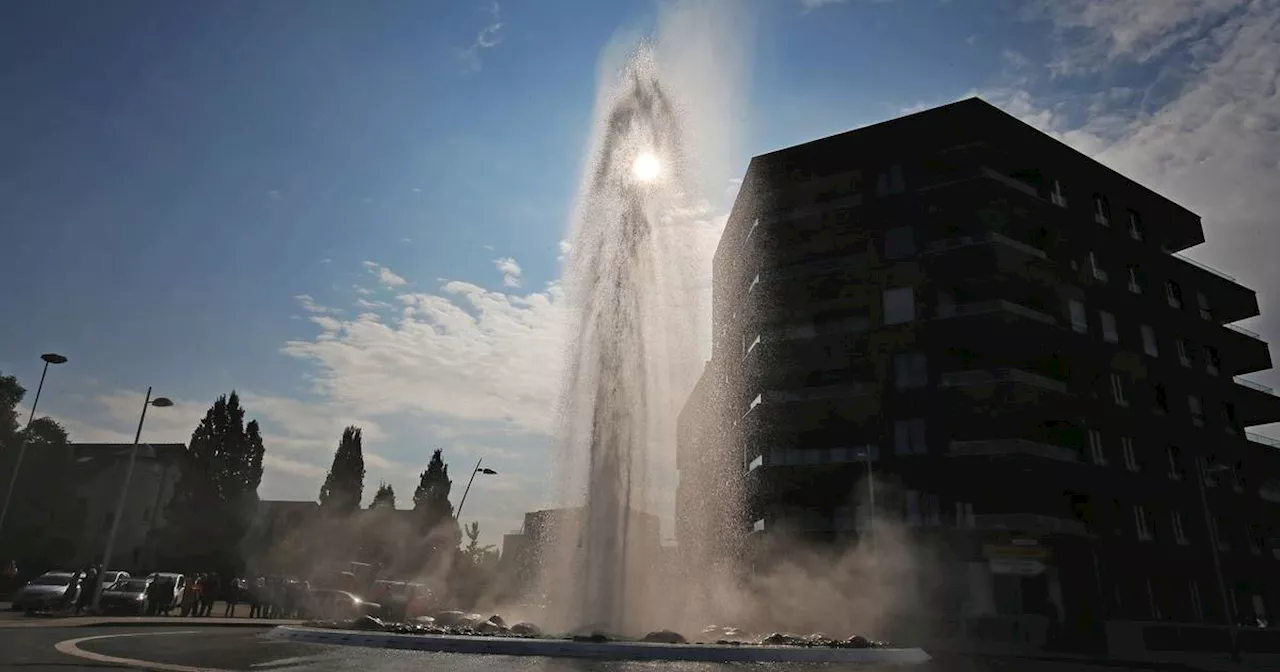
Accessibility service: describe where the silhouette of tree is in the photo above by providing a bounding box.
[319,426,364,515]
[161,391,265,573]
[412,449,453,526]
[0,372,76,568]
[369,482,396,510]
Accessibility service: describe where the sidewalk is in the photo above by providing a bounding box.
[0,600,302,629]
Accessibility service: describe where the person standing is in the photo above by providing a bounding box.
[180,574,198,616]
[60,571,82,614]
[76,567,96,614]
[224,577,240,617]
[200,574,218,617]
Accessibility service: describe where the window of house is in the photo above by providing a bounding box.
[884,226,915,259]
[894,418,927,455]
[1147,579,1162,620]
[1249,525,1265,555]
[1089,251,1108,282]
[1050,179,1067,207]
[894,352,928,389]
[1205,346,1221,376]
[1167,446,1184,480]
[1223,403,1240,435]
[1135,505,1154,540]
[1172,511,1189,545]
[1141,325,1159,357]
[1189,395,1204,427]
[876,164,905,196]
[1088,429,1107,465]
[1200,456,1218,487]
[1190,581,1204,621]
[1111,373,1129,407]
[905,490,922,526]
[1128,210,1145,240]
[1213,516,1231,551]
[1154,383,1169,415]
[1197,292,1212,320]
[884,287,915,325]
[923,493,941,526]
[937,291,955,317]
[1122,437,1139,471]
[1128,265,1143,294]
[1069,299,1088,334]
[1254,595,1268,623]
[1094,194,1111,225]
[1177,339,1193,367]
[1100,311,1119,343]
[955,501,975,528]
[1166,280,1184,309]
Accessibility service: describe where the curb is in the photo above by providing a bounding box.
[0,617,301,629]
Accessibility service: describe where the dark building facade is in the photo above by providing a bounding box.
[677,98,1280,652]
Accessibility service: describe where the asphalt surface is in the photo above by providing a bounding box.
[0,623,1254,672]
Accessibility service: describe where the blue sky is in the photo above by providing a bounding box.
[4,0,1279,544]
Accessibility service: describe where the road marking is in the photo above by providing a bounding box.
[54,630,234,672]
[250,654,327,668]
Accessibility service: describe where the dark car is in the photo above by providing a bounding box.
[304,588,380,621]
[99,577,152,615]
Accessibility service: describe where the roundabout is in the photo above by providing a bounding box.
[264,624,933,665]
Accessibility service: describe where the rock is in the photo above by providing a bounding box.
[487,614,505,627]
[510,622,542,636]
[475,618,507,634]
[804,633,836,647]
[412,615,436,625]
[761,632,804,646]
[433,611,467,627]
[571,631,611,643]
[351,615,385,631]
[843,634,872,648]
[642,630,687,644]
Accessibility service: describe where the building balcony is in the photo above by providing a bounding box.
[937,369,1075,419]
[971,513,1089,537]
[948,439,1080,463]
[923,231,1056,287]
[736,384,879,434]
[1169,252,1260,324]
[1221,322,1273,375]
[939,368,1069,394]
[1232,376,1280,426]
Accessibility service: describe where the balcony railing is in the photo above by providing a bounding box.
[1171,252,1237,283]
[924,231,1047,259]
[979,167,1038,198]
[949,439,1079,462]
[1227,322,1262,339]
[935,300,1058,326]
[972,513,1088,537]
[1236,377,1275,394]
[939,368,1069,394]
[738,384,876,425]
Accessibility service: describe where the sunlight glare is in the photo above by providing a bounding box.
[632,152,662,182]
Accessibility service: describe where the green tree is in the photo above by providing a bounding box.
[319,426,364,515]
[412,449,454,525]
[369,482,396,510]
[462,521,496,565]
[161,391,265,573]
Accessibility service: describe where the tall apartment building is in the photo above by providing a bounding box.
[677,98,1280,652]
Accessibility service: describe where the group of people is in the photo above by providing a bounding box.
[59,565,104,613]
[139,574,311,619]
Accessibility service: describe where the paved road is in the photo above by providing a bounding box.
[0,624,1254,672]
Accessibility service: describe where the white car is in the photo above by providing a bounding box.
[146,572,187,609]
[10,572,74,611]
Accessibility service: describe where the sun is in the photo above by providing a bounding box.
[632,152,662,182]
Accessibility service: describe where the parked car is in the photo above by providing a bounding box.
[9,572,74,611]
[304,588,380,621]
[101,570,130,587]
[146,572,187,610]
[99,577,152,615]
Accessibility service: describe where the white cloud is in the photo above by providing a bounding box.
[362,260,408,288]
[294,294,339,315]
[800,0,847,8]
[493,257,522,288]
[459,2,505,72]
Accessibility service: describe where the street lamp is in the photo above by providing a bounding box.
[1196,458,1239,662]
[0,353,68,545]
[90,387,172,612]
[455,459,498,520]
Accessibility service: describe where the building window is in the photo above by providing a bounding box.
[955,501,975,528]
[1141,325,1159,357]
[1088,251,1108,282]
[1204,346,1221,376]
[884,287,915,325]
[1172,511,1189,545]
[1050,179,1067,207]
[1190,581,1204,621]
[1111,373,1129,407]
[1167,446,1184,480]
[1223,403,1240,435]
[745,218,760,245]
[894,418,927,455]
[1122,437,1139,471]
[1249,525,1265,555]
[1188,395,1204,427]
[894,352,928,389]
[1100,311,1119,343]
[1094,194,1111,225]
[1253,595,1268,624]
[1154,383,1169,415]
[752,518,765,532]
[923,494,941,526]
[884,226,915,259]
[1213,516,1231,551]
[1128,210,1145,240]
[1197,291,1212,320]
[1135,505,1154,541]
[1069,299,1088,334]
[875,164,906,196]
[1232,461,1245,492]
[1088,429,1107,465]
[905,490,922,527]
[1147,579,1162,620]
[1176,339,1193,367]
[1165,280,1184,309]
[1200,457,1218,487]
[1127,265,1143,294]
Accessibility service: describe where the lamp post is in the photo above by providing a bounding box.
[1196,458,1239,662]
[91,387,172,612]
[0,353,68,545]
[455,459,497,520]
